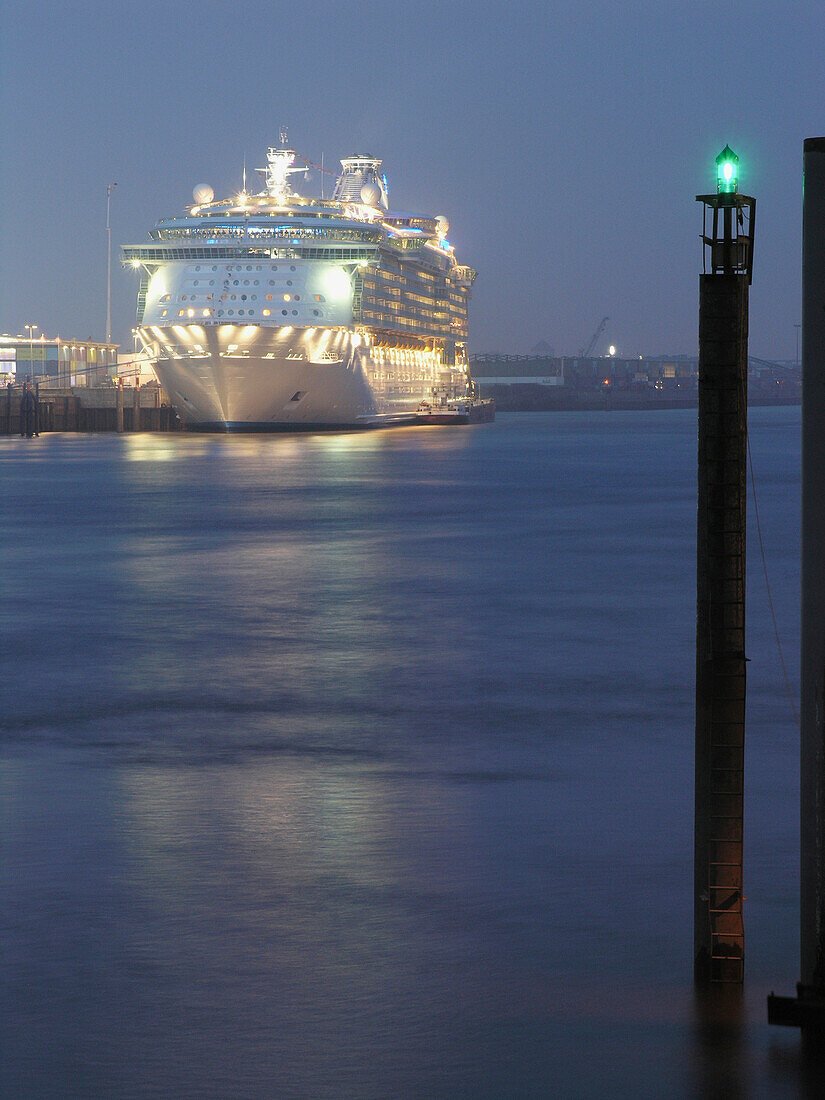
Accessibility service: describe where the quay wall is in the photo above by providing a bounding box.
[477,382,800,412]
[0,384,182,434]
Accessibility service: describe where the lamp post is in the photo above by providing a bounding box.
[106,182,118,343]
[24,323,38,382]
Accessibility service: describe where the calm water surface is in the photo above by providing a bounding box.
[0,410,806,1097]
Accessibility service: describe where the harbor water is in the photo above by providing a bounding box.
[0,409,806,1097]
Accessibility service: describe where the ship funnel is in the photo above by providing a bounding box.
[332,155,389,209]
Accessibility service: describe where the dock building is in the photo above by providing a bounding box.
[0,334,119,386]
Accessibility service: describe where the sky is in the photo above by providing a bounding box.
[1,0,823,360]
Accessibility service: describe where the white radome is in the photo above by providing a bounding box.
[360,181,381,206]
[435,215,449,236]
[192,183,214,204]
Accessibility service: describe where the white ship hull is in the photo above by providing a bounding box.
[144,324,458,430]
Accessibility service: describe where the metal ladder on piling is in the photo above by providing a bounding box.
[707,691,745,983]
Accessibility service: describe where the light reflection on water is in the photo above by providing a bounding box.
[0,410,810,1097]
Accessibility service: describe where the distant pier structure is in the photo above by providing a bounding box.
[693,147,755,984]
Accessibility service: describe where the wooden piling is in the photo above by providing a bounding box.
[768,135,825,1032]
[694,273,749,985]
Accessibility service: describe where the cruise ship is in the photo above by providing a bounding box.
[122,136,493,430]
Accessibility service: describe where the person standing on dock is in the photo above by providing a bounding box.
[20,380,38,438]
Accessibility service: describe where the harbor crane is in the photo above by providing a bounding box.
[579,316,609,357]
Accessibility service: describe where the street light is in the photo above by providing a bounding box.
[106,182,118,342]
[24,323,38,381]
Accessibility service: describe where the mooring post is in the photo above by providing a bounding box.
[116,377,124,433]
[694,147,756,984]
[768,136,825,1032]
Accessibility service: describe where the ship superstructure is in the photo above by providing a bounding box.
[122,137,484,429]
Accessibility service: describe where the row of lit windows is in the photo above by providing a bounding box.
[362,299,448,316]
[161,306,326,320]
[361,311,452,333]
[373,264,437,284]
[373,275,441,294]
[364,275,445,300]
[184,264,299,274]
[124,246,377,262]
[155,225,381,243]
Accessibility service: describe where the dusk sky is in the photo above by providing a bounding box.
[1,0,822,359]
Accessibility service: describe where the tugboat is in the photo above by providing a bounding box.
[415,380,494,424]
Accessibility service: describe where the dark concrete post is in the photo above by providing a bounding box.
[695,154,755,985]
[116,377,124,433]
[768,136,825,1031]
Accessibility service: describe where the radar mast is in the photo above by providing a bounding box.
[259,126,305,200]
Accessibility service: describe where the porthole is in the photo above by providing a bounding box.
[195,266,201,271]
[246,265,252,271]
[254,280,259,285]
[252,295,257,300]
[282,310,288,316]
[312,309,320,317]
[290,265,296,271]
[294,294,300,301]
[291,309,298,315]
[241,294,247,300]
[287,280,293,286]
[228,309,234,315]
[233,280,239,285]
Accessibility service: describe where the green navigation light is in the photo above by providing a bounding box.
[716,144,739,194]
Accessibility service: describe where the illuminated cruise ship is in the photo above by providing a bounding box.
[122,135,490,429]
